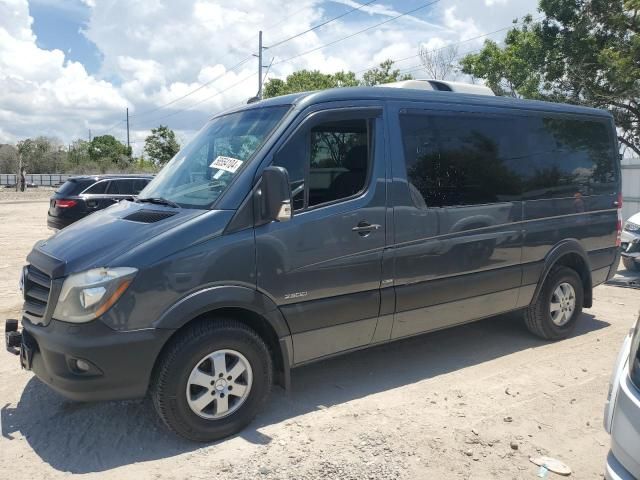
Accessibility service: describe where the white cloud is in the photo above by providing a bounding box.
[0,0,539,154]
[0,0,127,143]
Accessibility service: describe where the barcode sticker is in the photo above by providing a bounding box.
[210,156,243,173]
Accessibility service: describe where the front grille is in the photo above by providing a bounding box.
[23,265,52,325]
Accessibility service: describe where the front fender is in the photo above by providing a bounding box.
[153,284,291,339]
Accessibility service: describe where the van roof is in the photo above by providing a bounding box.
[225,86,612,119]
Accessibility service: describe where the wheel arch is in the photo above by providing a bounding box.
[152,285,293,390]
[532,239,593,308]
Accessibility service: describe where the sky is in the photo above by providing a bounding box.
[0,0,539,154]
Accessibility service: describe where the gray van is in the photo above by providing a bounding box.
[5,86,622,441]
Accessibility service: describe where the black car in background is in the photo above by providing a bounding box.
[47,175,153,230]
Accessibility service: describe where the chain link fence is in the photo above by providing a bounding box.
[0,174,71,187]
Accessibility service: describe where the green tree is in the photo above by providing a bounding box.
[262,60,413,99]
[16,137,66,173]
[0,144,17,174]
[460,1,640,155]
[89,135,129,163]
[360,59,413,86]
[263,70,359,98]
[144,125,180,166]
[67,140,90,167]
[459,18,546,99]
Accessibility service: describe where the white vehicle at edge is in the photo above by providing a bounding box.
[620,211,640,271]
[604,316,640,479]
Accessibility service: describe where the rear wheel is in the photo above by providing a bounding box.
[622,256,639,272]
[151,319,272,442]
[524,266,584,340]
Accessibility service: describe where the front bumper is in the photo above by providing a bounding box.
[605,451,636,480]
[620,230,640,259]
[9,318,173,402]
[604,333,640,479]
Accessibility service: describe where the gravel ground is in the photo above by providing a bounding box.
[0,187,56,203]
[1,201,639,479]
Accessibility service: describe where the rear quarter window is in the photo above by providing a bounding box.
[519,115,618,199]
[56,179,93,195]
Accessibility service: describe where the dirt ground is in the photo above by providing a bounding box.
[1,200,639,480]
[0,187,56,203]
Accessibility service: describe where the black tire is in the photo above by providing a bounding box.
[622,256,640,272]
[524,266,584,340]
[151,318,273,442]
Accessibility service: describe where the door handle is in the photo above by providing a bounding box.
[352,222,381,235]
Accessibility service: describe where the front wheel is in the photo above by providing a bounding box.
[524,266,584,340]
[151,319,273,442]
[622,256,639,272]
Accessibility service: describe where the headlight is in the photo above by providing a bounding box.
[629,316,640,389]
[53,267,137,323]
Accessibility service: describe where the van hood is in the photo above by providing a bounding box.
[30,201,232,278]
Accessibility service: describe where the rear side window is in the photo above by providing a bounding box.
[84,181,107,194]
[132,179,149,194]
[399,111,617,208]
[400,113,522,207]
[519,116,617,199]
[273,117,371,210]
[56,179,93,195]
[106,179,134,194]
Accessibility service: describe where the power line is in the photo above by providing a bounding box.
[396,47,484,76]
[267,0,378,50]
[128,97,254,153]
[129,56,254,119]
[107,11,537,136]
[262,3,314,30]
[272,0,443,66]
[127,7,306,122]
[354,15,542,75]
[102,119,126,135]
[134,72,257,126]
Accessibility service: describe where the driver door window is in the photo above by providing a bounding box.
[273,117,371,211]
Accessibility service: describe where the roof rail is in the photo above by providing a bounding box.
[378,79,495,96]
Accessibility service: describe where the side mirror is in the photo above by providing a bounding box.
[254,166,292,226]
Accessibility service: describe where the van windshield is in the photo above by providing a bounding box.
[139,105,289,209]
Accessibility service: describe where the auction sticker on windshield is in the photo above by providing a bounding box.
[210,156,243,173]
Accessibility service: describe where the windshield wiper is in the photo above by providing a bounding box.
[136,197,181,208]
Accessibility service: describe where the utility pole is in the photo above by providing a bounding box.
[126,107,131,156]
[258,30,263,100]
[88,129,92,142]
[248,31,268,103]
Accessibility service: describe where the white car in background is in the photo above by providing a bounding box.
[621,212,640,271]
[604,317,640,479]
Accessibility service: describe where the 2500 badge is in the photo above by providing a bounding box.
[284,291,308,300]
